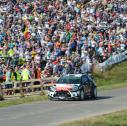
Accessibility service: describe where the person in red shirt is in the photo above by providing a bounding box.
[35,66,41,79]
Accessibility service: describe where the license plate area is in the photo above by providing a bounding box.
[59,96,65,99]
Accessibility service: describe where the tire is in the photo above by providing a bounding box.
[49,97,54,101]
[79,90,85,101]
[91,87,97,99]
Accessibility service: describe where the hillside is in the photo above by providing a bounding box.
[94,61,127,90]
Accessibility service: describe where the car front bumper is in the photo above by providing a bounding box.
[48,90,80,100]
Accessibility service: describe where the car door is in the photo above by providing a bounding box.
[82,75,91,96]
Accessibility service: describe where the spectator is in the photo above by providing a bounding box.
[0,0,126,81]
[5,68,11,82]
[21,66,31,81]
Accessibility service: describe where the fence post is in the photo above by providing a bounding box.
[0,83,4,100]
[31,81,34,95]
[20,79,24,98]
[40,80,45,96]
[13,81,16,95]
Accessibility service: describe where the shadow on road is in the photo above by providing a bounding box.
[94,96,113,100]
[49,96,113,102]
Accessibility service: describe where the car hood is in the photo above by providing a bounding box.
[55,84,80,91]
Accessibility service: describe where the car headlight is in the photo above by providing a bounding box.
[49,86,56,92]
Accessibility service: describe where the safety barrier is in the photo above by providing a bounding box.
[94,51,127,71]
[0,77,58,100]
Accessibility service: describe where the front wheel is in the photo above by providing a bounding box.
[49,97,54,101]
[79,90,85,101]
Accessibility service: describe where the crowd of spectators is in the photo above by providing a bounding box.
[0,0,126,82]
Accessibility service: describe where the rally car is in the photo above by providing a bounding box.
[48,74,97,100]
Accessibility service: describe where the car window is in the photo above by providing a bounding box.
[57,76,81,84]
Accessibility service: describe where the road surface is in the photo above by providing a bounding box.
[0,87,127,126]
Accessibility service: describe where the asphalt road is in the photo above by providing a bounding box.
[0,87,127,126]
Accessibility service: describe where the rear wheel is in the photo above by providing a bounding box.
[80,90,85,101]
[91,87,97,99]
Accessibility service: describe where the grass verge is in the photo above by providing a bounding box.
[0,95,48,108]
[59,109,127,126]
[98,82,127,91]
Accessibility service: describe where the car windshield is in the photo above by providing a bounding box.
[57,75,81,84]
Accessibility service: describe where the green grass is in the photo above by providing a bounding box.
[93,60,127,90]
[0,95,48,108]
[59,109,127,126]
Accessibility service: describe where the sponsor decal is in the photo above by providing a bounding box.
[56,84,72,91]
